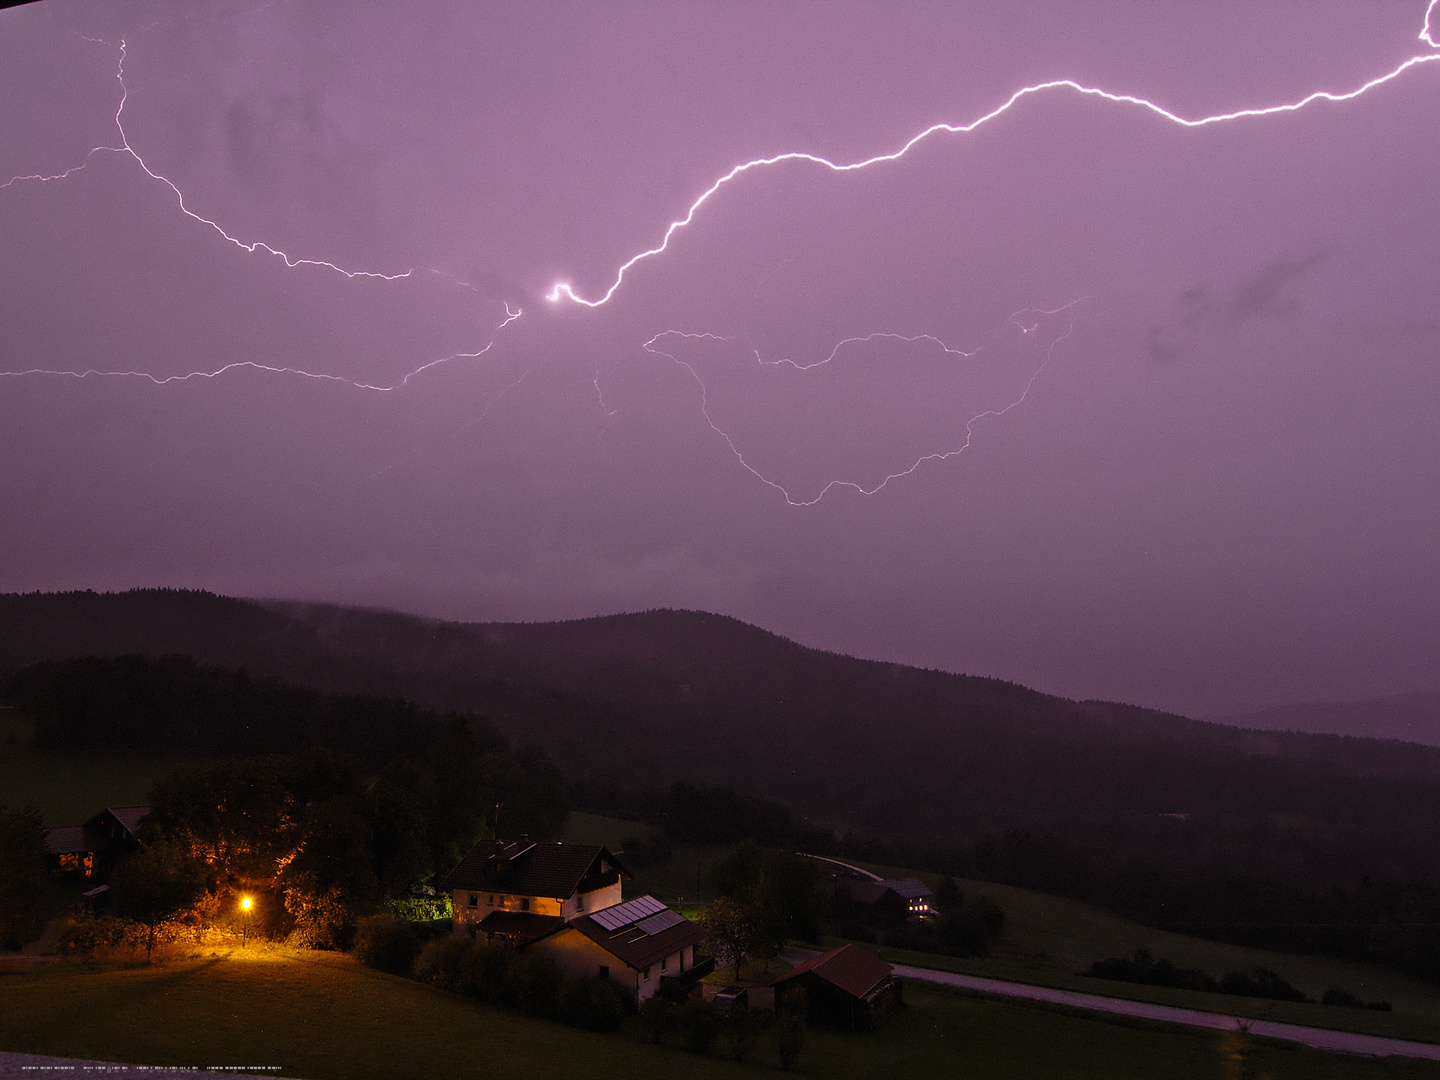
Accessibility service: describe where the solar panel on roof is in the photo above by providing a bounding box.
[636,909,687,935]
[590,894,666,931]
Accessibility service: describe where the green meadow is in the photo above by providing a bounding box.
[3,947,1436,1080]
[0,712,215,825]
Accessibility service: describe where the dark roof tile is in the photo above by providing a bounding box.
[565,905,708,971]
[442,841,631,899]
[774,944,893,1000]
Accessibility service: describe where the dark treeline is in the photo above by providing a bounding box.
[13,592,1440,985]
[11,654,451,765]
[813,825,1440,987]
[7,653,569,897]
[575,777,1440,985]
[8,591,1440,897]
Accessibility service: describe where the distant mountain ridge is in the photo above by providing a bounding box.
[7,588,1440,890]
[1214,691,1440,748]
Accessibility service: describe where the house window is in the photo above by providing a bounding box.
[576,893,585,912]
[488,895,495,906]
[468,893,478,907]
[520,897,530,912]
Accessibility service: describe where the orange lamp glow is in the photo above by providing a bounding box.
[240,895,253,911]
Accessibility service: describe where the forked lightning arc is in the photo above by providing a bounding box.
[3,2,1438,499]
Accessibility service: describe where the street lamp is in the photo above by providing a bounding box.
[240,895,252,947]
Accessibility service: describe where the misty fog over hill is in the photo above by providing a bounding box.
[1214,692,1440,748]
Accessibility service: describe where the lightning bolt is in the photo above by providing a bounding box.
[1,36,522,391]
[641,299,1083,507]
[3,4,1437,503]
[2,36,412,281]
[548,0,1440,310]
[0,300,523,393]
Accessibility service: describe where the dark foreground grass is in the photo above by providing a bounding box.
[1,947,1436,1080]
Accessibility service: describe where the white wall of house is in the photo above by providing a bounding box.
[561,880,622,920]
[528,928,640,999]
[451,889,563,931]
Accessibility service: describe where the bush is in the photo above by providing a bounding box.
[507,952,564,1019]
[354,914,422,975]
[641,996,679,1044]
[837,920,878,944]
[562,977,630,1032]
[413,935,469,989]
[773,1011,806,1071]
[458,941,514,1003]
[1323,986,1391,1011]
[1219,967,1310,1003]
[676,999,720,1054]
[721,1003,762,1062]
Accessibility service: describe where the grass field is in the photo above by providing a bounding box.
[816,855,1440,1044]
[0,713,216,825]
[564,817,1440,1045]
[3,946,1437,1080]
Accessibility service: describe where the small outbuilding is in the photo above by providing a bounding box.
[772,943,902,1028]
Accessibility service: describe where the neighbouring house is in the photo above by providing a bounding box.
[44,824,104,878]
[526,893,710,1005]
[772,943,903,1028]
[837,876,935,924]
[43,805,149,880]
[442,838,632,944]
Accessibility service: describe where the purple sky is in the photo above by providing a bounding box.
[2,0,1438,716]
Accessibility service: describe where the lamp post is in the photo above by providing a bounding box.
[240,895,252,947]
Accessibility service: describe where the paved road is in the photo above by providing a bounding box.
[891,964,1440,1062]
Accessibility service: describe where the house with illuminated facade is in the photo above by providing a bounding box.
[441,837,708,1003]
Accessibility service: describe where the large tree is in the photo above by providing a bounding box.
[0,804,53,950]
[110,839,206,960]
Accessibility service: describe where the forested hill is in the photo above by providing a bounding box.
[7,588,1440,890]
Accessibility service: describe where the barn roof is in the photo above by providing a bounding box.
[774,944,894,1000]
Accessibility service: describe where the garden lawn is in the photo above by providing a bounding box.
[1,947,1437,1080]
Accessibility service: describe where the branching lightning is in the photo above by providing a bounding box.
[1,36,523,391]
[3,3,1437,502]
[643,299,1083,506]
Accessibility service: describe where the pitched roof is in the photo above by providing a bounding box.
[105,806,151,834]
[842,880,899,906]
[564,898,708,971]
[476,910,564,946]
[44,825,102,855]
[774,944,894,1000]
[888,877,934,901]
[441,840,631,899]
[841,877,934,905]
